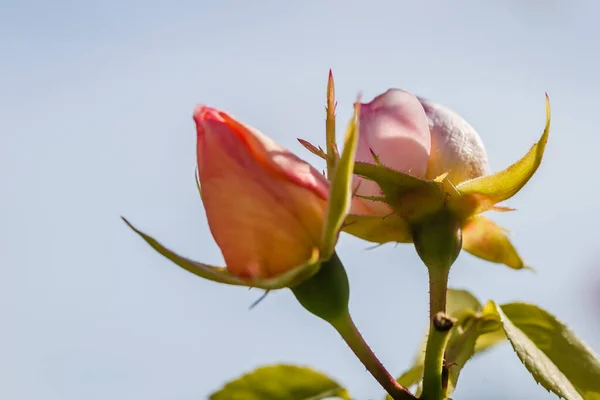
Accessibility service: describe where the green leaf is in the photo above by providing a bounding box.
[122,218,320,290]
[321,103,359,259]
[445,289,482,321]
[444,301,504,395]
[474,326,506,353]
[397,364,424,389]
[393,290,506,398]
[210,365,350,400]
[495,302,600,400]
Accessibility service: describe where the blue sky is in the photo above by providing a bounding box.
[1,1,599,399]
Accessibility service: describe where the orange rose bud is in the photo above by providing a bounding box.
[194,106,329,280]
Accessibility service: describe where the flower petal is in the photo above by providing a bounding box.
[353,89,431,215]
[196,106,330,199]
[418,97,490,184]
[358,89,431,176]
[195,106,329,279]
[461,215,526,270]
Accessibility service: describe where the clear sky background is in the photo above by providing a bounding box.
[2,1,600,399]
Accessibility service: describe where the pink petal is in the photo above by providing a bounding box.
[352,89,431,215]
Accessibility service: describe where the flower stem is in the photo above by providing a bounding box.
[420,265,453,400]
[331,312,417,400]
[412,211,461,400]
[427,261,449,322]
[292,253,415,399]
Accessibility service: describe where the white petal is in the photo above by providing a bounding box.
[418,97,490,184]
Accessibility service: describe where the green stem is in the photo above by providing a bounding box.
[412,211,461,400]
[293,253,415,399]
[427,262,449,321]
[420,265,453,400]
[331,312,416,400]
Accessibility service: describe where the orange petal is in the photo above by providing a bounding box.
[194,106,328,279]
[195,106,330,200]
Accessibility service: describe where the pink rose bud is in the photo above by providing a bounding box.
[353,89,490,215]
[194,106,329,280]
[354,89,431,214]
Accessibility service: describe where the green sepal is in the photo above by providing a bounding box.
[461,215,527,270]
[291,252,349,323]
[297,138,326,159]
[353,162,447,224]
[209,364,350,400]
[342,213,412,244]
[123,217,321,290]
[454,94,551,217]
[494,302,600,400]
[320,103,359,259]
[325,69,337,180]
[195,167,203,200]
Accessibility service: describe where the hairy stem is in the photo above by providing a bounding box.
[332,312,417,400]
[412,211,461,400]
[427,263,449,321]
[420,265,453,400]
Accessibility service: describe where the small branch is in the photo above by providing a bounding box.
[332,312,417,400]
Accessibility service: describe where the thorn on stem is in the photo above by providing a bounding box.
[442,360,450,392]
